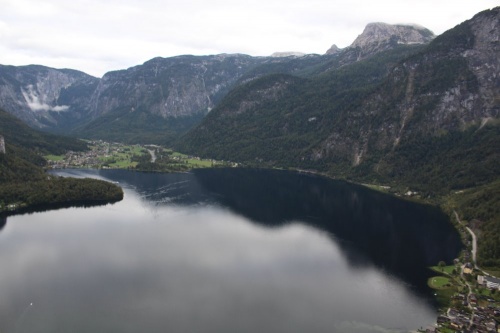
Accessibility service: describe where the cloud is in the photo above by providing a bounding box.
[0,0,498,77]
[21,85,69,112]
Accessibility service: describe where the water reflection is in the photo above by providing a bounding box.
[0,168,462,333]
[191,168,462,290]
[75,168,461,290]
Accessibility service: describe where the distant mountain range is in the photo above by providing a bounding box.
[0,20,439,144]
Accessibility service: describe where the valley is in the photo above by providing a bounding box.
[0,5,498,332]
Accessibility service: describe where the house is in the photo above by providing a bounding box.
[484,276,500,290]
[463,262,474,274]
[464,266,474,274]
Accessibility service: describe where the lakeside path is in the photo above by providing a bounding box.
[454,210,479,270]
[148,149,156,163]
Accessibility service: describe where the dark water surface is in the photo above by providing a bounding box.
[0,168,461,333]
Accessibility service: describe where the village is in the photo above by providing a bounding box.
[44,140,230,170]
[425,243,500,332]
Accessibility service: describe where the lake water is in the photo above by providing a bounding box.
[0,168,462,333]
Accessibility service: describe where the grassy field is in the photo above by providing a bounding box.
[44,154,65,161]
[428,276,452,289]
[186,158,213,167]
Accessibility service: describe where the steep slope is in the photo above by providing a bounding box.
[177,7,499,193]
[0,65,99,130]
[176,45,427,165]
[313,7,499,186]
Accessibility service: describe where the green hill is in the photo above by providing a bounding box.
[0,109,123,213]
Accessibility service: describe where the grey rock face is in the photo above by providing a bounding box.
[323,23,434,69]
[0,55,269,133]
[89,54,264,120]
[315,8,499,166]
[349,22,435,59]
[0,65,99,128]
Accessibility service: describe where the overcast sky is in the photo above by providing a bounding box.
[0,0,497,77]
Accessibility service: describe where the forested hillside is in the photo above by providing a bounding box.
[176,8,500,268]
[0,108,123,213]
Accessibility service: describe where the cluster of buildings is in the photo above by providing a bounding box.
[428,268,500,333]
[47,141,113,168]
[436,304,499,332]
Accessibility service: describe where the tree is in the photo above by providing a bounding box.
[438,261,446,272]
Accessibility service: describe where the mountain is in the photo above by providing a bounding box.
[0,65,99,130]
[177,7,499,193]
[0,55,332,144]
[0,20,437,144]
[75,54,273,143]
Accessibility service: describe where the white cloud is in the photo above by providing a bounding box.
[0,0,497,77]
[21,85,69,112]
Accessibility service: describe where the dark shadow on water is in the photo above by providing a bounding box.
[189,168,463,299]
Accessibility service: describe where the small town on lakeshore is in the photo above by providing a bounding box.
[420,214,500,333]
[423,260,500,333]
[44,140,237,171]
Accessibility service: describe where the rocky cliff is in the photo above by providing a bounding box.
[0,65,98,129]
[88,54,267,120]
[325,22,435,64]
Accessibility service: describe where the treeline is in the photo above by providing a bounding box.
[368,124,500,195]
[0,177,123,213]
[0,107,123,213]
[449,181,500,268]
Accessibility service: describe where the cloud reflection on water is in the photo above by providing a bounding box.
[0,168,457,332]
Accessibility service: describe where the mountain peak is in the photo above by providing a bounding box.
[324,22,434,59]
[351,22,435,48]
[325,44,342,55]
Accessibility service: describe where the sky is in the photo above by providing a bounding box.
[0,0,497,77]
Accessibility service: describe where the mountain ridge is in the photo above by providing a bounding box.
[0,20,438,143]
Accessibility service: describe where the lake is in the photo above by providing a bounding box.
[0,168,462,333]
